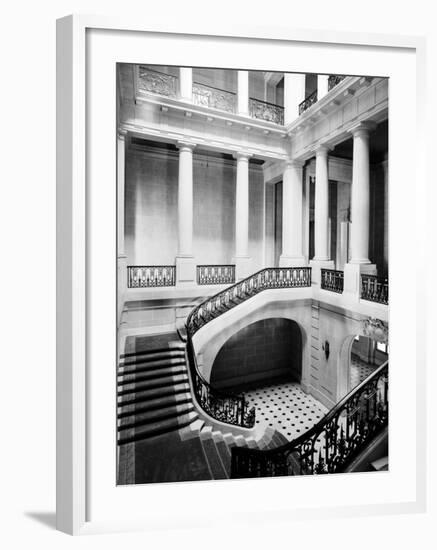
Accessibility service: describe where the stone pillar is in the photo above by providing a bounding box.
[117,130,128,325]
[175,141,196,285]
[179,67,193,101]
[382,157,388,273]
[233,152,252,279]
[317,74,329,100]
[279,160,305,267]
[310,146,334,283]
[284,73,306,124]
[344,122,377,298]
[237,70,249,116]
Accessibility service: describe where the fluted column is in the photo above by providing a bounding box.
[279,160,305,267]
[176,141,196,285]
[349,122,375,264]
[317,75,329,100]
[284,73,306,124]
[233,152,252,279]
[237,70,249,116]
[179,67,193,101]
[314,146,330,261]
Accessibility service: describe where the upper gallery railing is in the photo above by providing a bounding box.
[249,97,284,125]
[231,360,389,478]
[328,74,346,91]
[321,269,344,293]
[361,274,389,305]
[299,89,318,115]
[127,265,176,288]
[138,66,178,98]
[186,267,312,338]
[197,265,236,286]
[192,82,236,113]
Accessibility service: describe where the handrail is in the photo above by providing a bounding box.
[231,360,389,477]
[184,266,312,428]
[298,89,318,115]
[192,81,236,95]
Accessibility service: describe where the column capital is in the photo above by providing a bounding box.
[233,151,252,161]
[349,120,377,138]
[315,144,331,157]
[284,159,304,170]
[176,140,196,152]
[117,128,128,140]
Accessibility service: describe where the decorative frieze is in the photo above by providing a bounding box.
[138,66,178,98]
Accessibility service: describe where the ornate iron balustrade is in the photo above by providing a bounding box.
[298,89,318,115]
[138,66,178,98]
[127,265,176,288]
[197,265,236,286]
[321,269,344,293]
[231,360,389,478]
[192,82,236,113]
[186,336,255,428]
[249,97,284,125]
[361,274,389,305]
[186,267,311,338]
[328,74,346,91]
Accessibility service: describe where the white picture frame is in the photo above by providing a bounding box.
[56,14,427,535]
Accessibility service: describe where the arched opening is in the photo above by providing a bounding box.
[210,317,302,391]
[349,335,389,390]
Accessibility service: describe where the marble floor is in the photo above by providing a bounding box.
[350,355,379,389]
[245,382,328,442]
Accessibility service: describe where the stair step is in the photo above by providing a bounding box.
[118,402,195,430]
[118,411,198,444]
[200,432,228,480]
[212,432,232,474]
[120,344,185,360]
[118,391,192,417]
[118,365,187,385]
[370,456,389,471]
[117,382,191,406]
[118,373,189,396]
[119,355,185,372]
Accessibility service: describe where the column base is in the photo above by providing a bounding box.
[175,255,196,287]
[343,262,377,300]
[309,259,335,286]
[279,255,306,268]
[232,256,252,281]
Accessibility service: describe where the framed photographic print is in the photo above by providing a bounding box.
[56,15,427,535]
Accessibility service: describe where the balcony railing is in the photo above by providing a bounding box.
[197,265,236,286]
[328,74,346,91]
[138,66,178,98]
[361,274,388,305]
[321,269,344,293]
[127,265,176,288]
[192,82,236,113]
[231,360,389,478]
[249,97,284,125]
[298,89,318,115]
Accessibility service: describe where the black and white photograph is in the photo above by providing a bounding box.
[116,64,389,485]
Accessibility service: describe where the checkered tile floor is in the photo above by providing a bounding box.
[245,382,328,442]
[350,355,378,389]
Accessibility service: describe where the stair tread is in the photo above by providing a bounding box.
[119,356,186,372]
[120,344,184,360]
[118,402,195,429]
[118,391,192,417]
[117,382,191,405]
[201,435,228,480]
[118,411,198,444]
[118,365,187,384]
[118,373,189,395]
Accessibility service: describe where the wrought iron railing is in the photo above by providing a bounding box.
[298,89,318,115]
[137,66,178,98]
[231,360,389,478]
[186,336,255,428]
[192,82,236,113]
[328,75,346,91]
[184,267,311,429]
[321,269,344,293]
[361,274,388,305]
[249,97,284,125]
[186,267,312,338]
[127,265,176,288]
[197,265,236,285]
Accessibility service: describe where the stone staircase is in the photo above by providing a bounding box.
[117,337,198,444]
